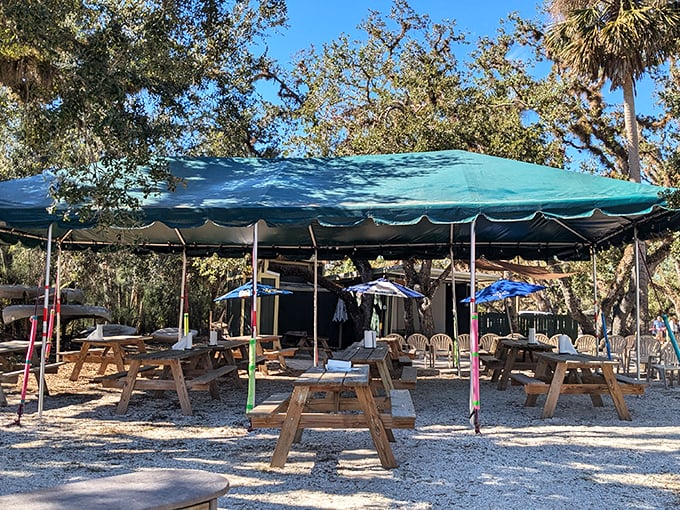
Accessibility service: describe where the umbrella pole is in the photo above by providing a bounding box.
[591,247,599,355]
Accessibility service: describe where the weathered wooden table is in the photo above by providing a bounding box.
[334,343,395,393]
[518,351,644,420]
[495,338,554,390]
[68,335,152,381]
[0,341,63,406]
[0,468,229,510]
[257,365,414,469]
[115,346,235,416]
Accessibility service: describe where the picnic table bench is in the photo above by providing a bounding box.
[248,365,416,468]
[1,341,65,406]
[0,468,229,510]
[512,352,646,419]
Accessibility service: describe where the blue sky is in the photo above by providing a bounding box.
[267,1,546,65]
[263,0,659,117]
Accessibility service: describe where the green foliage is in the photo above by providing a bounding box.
[0,0,287,220]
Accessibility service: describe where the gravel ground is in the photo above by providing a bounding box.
[1,359,679,509]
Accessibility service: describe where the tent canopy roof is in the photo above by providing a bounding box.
[0,149,677,260]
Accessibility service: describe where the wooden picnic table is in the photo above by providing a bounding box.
[67,335,152,381]
[495,338,554,390]
[0,468,229,509]
[515,351,644,420]
[252,364,415,469]
[334,342,395,393]
[114,346,235,416]
[0,341,63,406]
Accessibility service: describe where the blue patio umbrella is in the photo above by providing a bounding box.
[214,282,292,301]
[344,278,424,298]
[461,279,546,304]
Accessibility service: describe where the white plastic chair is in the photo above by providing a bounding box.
[575,334,598,355]
[429,333,454,368]
[406,333,430,364]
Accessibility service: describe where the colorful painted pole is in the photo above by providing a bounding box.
[37,223,53,418]
[469,219,480,433]
[178,249,188,341]
[14,313,39,425]
[247,222,258,413]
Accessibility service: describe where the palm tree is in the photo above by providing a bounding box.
[545,0,680,183]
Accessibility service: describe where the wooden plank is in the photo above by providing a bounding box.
[0,362,66,382]
[246,393,291,418]
[0,468,229,510]
[390,389,416,421]
[394,366,417,390]
[186,366,237,390]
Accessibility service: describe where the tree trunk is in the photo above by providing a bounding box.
[622,73,641,182]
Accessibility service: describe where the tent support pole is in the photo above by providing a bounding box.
[308,225,319,367]
[450,225,460,377]
[469,219,480,433]
[56,243,62,361]
[175,228,188,342]
[591,246,599,355]
[634,227,641,381]
[38,223,53,418]
[247,223,258,412]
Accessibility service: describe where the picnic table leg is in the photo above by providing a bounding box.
[0,385,7,406]
[581,368,604,407]
[542,362,567,418]
[111,345,127,373]
[198,353,221,400]
[376,360,395,393]
[271,386,310,467]
[497,347,518,390]
[355,385,397,468]
[154,365,172,398]
[490,345,508,383]
[69,342,91,381]
[525,358,549,407]
[601,364,632,421]
[169,360,193,416]
[117,359,141,414]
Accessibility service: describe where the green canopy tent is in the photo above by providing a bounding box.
[1,149,676,260]
[1,149,678,425]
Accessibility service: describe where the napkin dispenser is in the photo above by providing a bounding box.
[363,330,377,348]
[172,331,193,350]
[87,324,105,340]
[326,359,352,372]
[527,328,537,344]
[558,334,578,354]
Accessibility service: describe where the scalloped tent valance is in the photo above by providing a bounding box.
[0,149,678,260]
